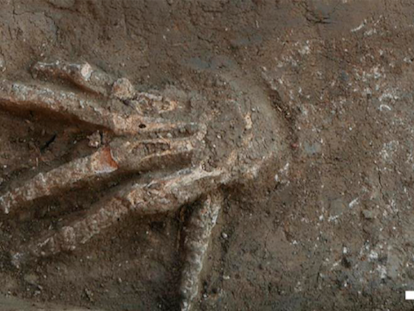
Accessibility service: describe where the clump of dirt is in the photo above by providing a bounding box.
[1,0,414,310]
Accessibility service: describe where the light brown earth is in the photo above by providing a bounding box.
[1,0,414,310]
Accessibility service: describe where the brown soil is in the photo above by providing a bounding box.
[1,0,414,310]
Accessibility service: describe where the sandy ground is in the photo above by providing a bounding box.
[1,0,414,310]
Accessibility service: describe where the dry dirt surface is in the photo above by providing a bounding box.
[1,0,414,310]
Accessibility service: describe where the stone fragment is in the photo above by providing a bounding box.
[112,78,135,100]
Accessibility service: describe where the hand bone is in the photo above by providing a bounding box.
[0,60,276,311]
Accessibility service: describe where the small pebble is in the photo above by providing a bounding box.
[362,210,374,220]
[84,288,94,302]
[24,273,39,286]
[87,131,102,148]
[222,232,228,239]
[0,55,5,72]
[47,0,75,8]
